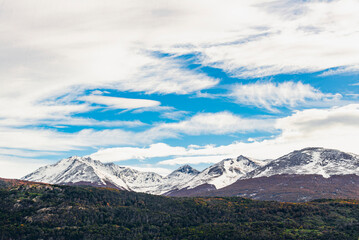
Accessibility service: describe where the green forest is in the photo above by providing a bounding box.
[0,179,358,240]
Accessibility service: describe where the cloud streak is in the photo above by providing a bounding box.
[79,95,161,110]
[229,81,341,111]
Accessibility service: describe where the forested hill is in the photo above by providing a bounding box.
[0,178,359,240]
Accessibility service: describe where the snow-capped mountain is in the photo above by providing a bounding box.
[167,165,200,179]
[247,147,359,179]
[22,156,131,190]
[173,156,264,191]
[166,148,359,200]
[22,147,359,199]
[22,156,200,194]
[153,165,200,194]
[109,167,165,193]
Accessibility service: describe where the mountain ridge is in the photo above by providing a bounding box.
[22,147,359,200]
[22,156,200,194]
[246,147,359,179]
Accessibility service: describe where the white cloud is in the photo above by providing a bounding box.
[0,111,270,161]
[118,57,219,95]
[132,106,189,120]
[158,155,232,166]
[153,111,275,135]
[275,104,359,138]
[0,117,145,128]
[121,165,173,177]
[1,0,357,109]
[88,111,276,161]
[0,157,51,179]
[90,142,237,163]
[320,65,359,76]
[79,95,161,110]
[229,81,341,111]
[0,0,220,132]
[0,98,92,126]
[0,110,273,160]
[159,110,189,120]
[0,0,356,128]
[3,103,359,167]
[48,118,145,128]
[0,127,143,152]
[192,0,359,77]
[0,148,60,158]
[90,143,188,162]
[2,104,359,177]
[132,106,174,114]
[168,104,359,164]
[90,104,359,166]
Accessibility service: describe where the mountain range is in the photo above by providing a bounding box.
[22,156,199,195]
[22,147,359,201]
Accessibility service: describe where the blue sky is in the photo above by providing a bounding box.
[0,0,359,178]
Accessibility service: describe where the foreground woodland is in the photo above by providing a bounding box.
[0,178,358,239]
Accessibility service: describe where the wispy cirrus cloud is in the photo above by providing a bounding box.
[229,81,341,111]
[79,95,161,110]
[319,65,359,77]
[152,111,275,136]
[90,143,188,162]
[158,155,233,166]
[151,0,359,78]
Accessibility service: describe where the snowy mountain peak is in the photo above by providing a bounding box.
[169,165,200,175]
[236,155,248,159]
[176,155,263,191]
[297,147,324,151]
[67,155,90,161]
[248,147,359,179]
[59,156,98,165]
[22,156,131,190]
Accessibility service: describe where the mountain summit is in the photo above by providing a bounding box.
[22,156,131,190]
[169,165,200,175]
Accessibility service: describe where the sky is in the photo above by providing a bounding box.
[1,0,359,178]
